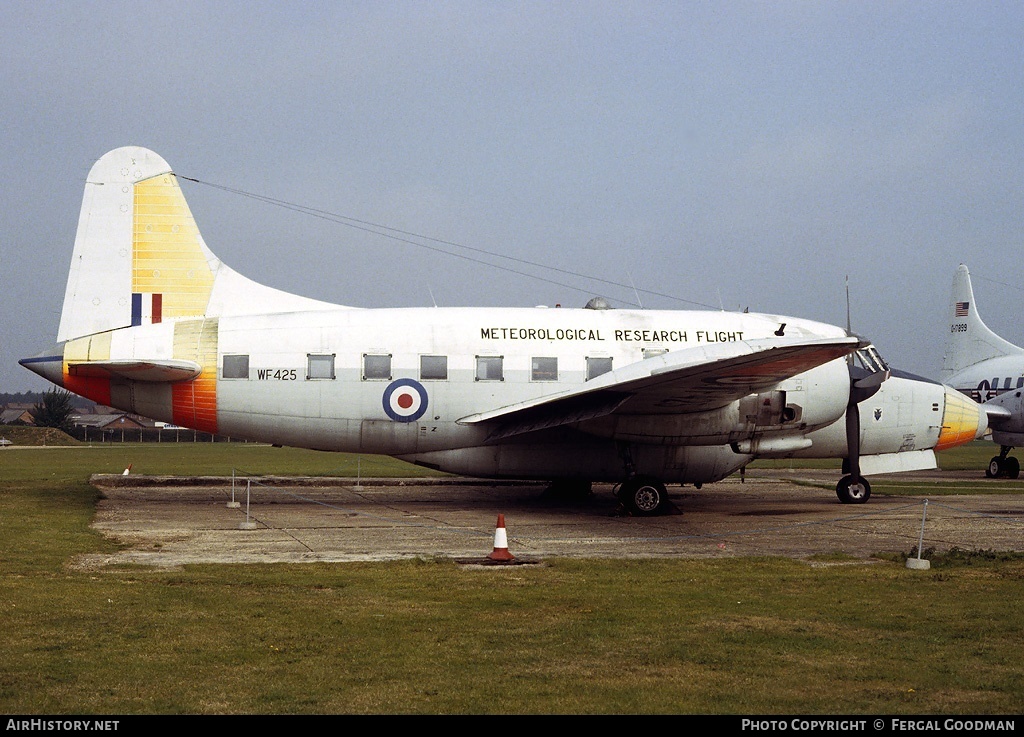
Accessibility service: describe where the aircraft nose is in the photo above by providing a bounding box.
[19,345,66,387]
[935,384,987,451]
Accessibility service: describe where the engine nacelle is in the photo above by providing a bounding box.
[795,373,987,466]
[576,358,850,446]
[984,389,1024,446]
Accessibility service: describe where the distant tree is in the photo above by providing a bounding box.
[30,389,76,433]
[0,391,45,406]
[2,390,93,411]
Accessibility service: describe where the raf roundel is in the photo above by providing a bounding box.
[382,379,429,422]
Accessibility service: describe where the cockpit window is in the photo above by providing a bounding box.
[855,345,889,374]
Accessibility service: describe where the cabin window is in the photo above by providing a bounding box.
[307,353,336,380]
[586,356,613,381]
[420,355,448,380]
[476,355,504,381]
[363,354,392,380]
[643,348,668,359]
[222,354,249,379]
[531,357,558,381]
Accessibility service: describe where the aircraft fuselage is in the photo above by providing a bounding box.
[36,304,861,484]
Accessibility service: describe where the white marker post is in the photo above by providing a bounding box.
[227,469,240,508]
[239,479,258,530]
[906,499,931,570]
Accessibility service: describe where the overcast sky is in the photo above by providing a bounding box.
[2,1,1023,393]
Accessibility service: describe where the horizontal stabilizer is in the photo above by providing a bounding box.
[67,359,202,383]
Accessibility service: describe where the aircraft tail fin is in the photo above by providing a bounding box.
[940,264,1024,380]
[57,146,337,343]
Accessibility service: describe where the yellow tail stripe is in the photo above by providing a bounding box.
[132,174,214,318]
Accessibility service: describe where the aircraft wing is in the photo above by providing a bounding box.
[458,336,861,440]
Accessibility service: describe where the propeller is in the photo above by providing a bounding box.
[841,363,888,500]
[839,277,889,503]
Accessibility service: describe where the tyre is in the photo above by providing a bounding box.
[620,476,669,516]
[836,475,871,504]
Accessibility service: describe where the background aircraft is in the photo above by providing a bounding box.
[20,147,987,513]
[941,264,1024,478]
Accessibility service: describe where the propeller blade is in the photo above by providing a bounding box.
[846,397,861,479]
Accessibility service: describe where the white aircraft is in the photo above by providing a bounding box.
[20,147,987,513]
[940,264,1024,478]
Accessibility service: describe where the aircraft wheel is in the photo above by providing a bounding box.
[836,475,871,504]
[1006,457,1020,479]
[986,457,1003,478]
[619,476,669,516]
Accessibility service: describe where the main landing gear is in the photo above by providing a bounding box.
[613,445,675,516]
[616,475,672,516]
[986,446,1020,479]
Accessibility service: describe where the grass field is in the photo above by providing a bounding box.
[1,436,1022,714]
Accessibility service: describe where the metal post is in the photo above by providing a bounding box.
[239,479,257,529]
[916,499,928,559]
[906,499,931,570]
[228,469,240,508]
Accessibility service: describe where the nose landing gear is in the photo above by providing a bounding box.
[836,474,871,504]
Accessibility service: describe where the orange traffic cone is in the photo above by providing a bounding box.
[122,464,132,476]
[487,514,515,562]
